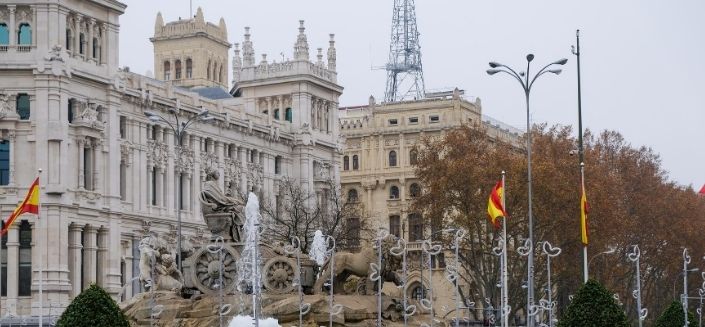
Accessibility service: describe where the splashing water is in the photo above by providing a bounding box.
[237,193,261,286]
[228,316,280,327]
[308,230,328,266]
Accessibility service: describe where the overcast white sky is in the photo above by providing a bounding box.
[119,0,705,189]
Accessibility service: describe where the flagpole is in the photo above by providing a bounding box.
[501,171,509,327]
[572,29,589,284]
[37,168,42,327]
[580,163,588,283]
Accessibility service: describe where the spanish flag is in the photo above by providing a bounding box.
[1,177,39,235]
[580,179,590,245]
[487,180,507,229]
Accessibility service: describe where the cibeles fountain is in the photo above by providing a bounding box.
[121,171,438,326]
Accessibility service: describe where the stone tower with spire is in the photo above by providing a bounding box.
[151,7,231,89]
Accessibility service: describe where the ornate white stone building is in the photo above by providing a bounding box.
[339,89,522,317]
[0,0,341,317]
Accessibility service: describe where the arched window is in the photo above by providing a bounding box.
[0,140,9,185]
[65,28,72,50]
[274,108,280,120]
[17,23,31,45]
[352,155,359,170]
[409,213,423,240]
[207,60,211,80]
[389,215,400,237]
[409,149,418,165]
[213,63,218,82]
[409,183,421,198]
[0,24,8,45]
[410,284,425,301]
[219,66,224,83]
[79,32,85,54]
[389,186,400,200]
[186,59,193,78]
[343,156,349,171]
[92,37,100,59]
[347,189,358,203]
[16,94,30,120]
[389,151,397,167]
[175,60,182,79]
[163,61,171,80]
[285,108,293,122]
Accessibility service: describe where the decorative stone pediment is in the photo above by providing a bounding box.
[147,140,168,169]
[36,45,73,78]
[175,146,194,172]
[199,151,217,173]
[0,94,19,120]
[71,100,104,130]
[246,162,263,187]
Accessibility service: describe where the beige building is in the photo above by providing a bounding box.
[339,89,521,317]
[0,0,341,318]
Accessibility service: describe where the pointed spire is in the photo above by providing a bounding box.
[233,43,242,83]
[195,7,205,24]
[316,48,323,66]
[327,33,337,71]
[155,12,164,35]
[219,17,227,39]
[242,27,255,67]
[293,20,309,61]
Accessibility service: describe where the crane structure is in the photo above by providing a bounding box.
[384,0,426,103]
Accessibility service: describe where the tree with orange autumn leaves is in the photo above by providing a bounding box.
[412,124,705,324]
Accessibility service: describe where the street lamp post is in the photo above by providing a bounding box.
[144,107,213,272]
[487,54,567,327]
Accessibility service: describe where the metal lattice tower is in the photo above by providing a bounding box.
[384,0,426,103]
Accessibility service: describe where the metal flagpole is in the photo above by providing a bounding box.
[572,29,589,284]
[580,163,588,283]
[37,168,43,327]
[501,171,509,327]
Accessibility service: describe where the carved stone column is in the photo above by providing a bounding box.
[8,6,16,46]
[183,172,191,212]
[82,226,98,288]
[88,18,95,61]
[77,138,85,189]
[74,14,82,57]
[238,147,247,195]
[6,224,20,315]
[68,223,83,297]
[100,24,108,64]
[7,131,15,186]
[96,228,108,286]
[93,139,103,194]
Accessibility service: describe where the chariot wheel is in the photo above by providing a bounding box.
[262,256,296,294]
[191,245,239,295]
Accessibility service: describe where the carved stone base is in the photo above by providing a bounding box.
[121,292,443,327]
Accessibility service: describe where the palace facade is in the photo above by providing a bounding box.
[339,90,522,316]
[0,0,341,317]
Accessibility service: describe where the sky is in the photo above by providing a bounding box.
[119,0,705,189]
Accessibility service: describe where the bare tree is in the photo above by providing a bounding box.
[258,176,370,254]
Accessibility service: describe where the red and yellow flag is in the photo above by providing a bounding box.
[487,180,507,229]
[1,177,39,235]
[580,179,590,245]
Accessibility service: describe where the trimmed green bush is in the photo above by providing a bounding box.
[656,300,695,327]
[57,283,130,327]
[557,279,628,327]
